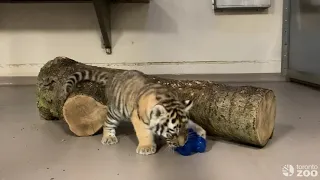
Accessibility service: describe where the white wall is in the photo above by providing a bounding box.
[0,0,283,76]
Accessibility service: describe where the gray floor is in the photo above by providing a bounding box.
[0,82,320,180]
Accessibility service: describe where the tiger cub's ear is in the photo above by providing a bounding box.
[150,104,167,119]
[182,100,193,112]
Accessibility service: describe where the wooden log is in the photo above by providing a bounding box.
[36,56,276,147]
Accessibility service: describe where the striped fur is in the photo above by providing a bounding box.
[63,69,205,155]
[63,70,109,95]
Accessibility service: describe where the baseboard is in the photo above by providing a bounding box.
[0,76,37,86]
[157,73,285,82]
[0,73,285,86]
[0,60,281,76]
[0,60,284,85]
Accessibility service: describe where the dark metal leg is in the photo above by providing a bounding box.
[93,0,112,54]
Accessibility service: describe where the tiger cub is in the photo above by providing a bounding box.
[63,69,206,155]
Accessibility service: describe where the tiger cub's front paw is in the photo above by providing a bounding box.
[196,128,207,139]
[101,135,119,145]
[136,144,157,155]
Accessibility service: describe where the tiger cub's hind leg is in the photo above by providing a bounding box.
[101,111,120,145]
[131,110,157,155]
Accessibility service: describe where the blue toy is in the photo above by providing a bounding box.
[174,128,207,156]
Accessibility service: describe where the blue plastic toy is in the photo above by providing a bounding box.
[174,128,207,156]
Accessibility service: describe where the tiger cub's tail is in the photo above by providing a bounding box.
[63,70,109,96]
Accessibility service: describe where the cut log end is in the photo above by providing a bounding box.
[62,95,106,137]
[256,90,276,147]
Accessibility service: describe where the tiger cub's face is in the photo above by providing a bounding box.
[150,100,193,148]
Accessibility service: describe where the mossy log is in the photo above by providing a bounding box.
[36,56,276,147]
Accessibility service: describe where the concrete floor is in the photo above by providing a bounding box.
[0,82,320,180]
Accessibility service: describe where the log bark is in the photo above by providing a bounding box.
[36,56,276,147]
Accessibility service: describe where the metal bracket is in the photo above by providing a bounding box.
[93,0,112,54]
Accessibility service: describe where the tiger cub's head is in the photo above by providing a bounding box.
[150,99,193,148]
